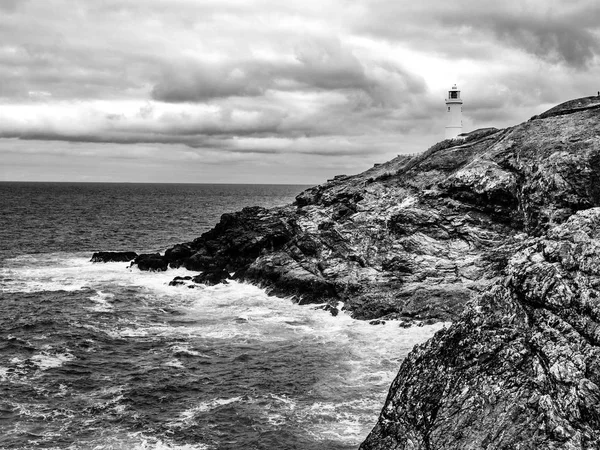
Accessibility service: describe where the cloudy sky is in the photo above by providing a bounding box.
[1,0,599,183]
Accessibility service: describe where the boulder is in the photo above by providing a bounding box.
[164,243,193,267]
[133,253,168,272]
[192,269,231,286]
[168,276,192,286]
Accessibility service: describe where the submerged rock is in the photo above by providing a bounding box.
[90,251,138,263]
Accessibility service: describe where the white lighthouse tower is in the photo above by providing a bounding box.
[445,84,463,139]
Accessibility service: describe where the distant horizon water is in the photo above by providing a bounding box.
[0,180,317,186]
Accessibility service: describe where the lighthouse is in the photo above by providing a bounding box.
[445,84,463,139]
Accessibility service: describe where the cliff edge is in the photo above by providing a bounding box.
[357,98,600,449]
[110,96,600,325]
[93,96,600,447]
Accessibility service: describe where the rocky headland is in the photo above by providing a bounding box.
[96,97,600,323]
[92,96,600,447]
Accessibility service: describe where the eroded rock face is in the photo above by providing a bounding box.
[360,208,600,450]
[91,97,600,448]
[180,206,298,273]
[100,98,600,323]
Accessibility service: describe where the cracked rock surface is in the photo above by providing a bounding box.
[97,97,600,447]
[128,97,600,323]
[360,208,600,449]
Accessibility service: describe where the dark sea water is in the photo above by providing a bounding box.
[0,182,444,450]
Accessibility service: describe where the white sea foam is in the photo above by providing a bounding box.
[164,358,185,369]
[5,251,446,358]
[89,290,115,311]
[9,400,76,421]
[30,352,74,371]
[118,328,150,337]
[64,431,211,450]
[131,442,210,450]
[128,437,210,450]
[1,252,200,295]
[3,251,447,447]
[170,345,206,357]
[291,398,386,444]
[176,396,243,423]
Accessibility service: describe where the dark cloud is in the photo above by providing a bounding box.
[1,0,600,183]
[440,12,600,68]
[0,129,378,158]
[0,130,275,152]
[151,61,268,102]
[287,37,368,90]
[355,0,600,68]
[151,36,425,108]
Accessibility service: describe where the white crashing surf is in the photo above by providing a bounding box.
[2,251,447,447]
[29,352,75,371]
[0,252,200,294]
[89,290,115,311]
[66,431,212,450]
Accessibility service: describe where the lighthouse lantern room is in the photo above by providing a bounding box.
[445,84,463,139]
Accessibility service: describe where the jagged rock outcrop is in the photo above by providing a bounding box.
[124,96,600,321]
[91,251,138,262]
[164,243,193,268]
[192,269,231,286]
[133,253,168,271]
[360,208,600,449]
[96,97,600,447]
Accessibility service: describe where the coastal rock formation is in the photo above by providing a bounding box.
[360,208,600,449]
[91,251,138,262]
[133,253,168,272]
[129,96,600,323]
[192,269,231,286]
[97,97,600,448]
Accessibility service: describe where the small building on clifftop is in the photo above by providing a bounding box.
[445,84,463,139]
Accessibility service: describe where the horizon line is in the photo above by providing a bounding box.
[0,180,315,186]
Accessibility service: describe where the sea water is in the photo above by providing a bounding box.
[0,182,445,449]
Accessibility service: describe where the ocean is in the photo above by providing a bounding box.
[0,182,445,450]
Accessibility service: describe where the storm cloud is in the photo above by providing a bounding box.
[1,0,599,183]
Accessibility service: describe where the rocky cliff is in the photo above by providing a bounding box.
[355,99,600,449]
[93,96,600,447]
[360,208,600,449]
[100,96,600,326]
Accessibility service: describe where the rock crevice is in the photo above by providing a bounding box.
[360,208,600,449]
